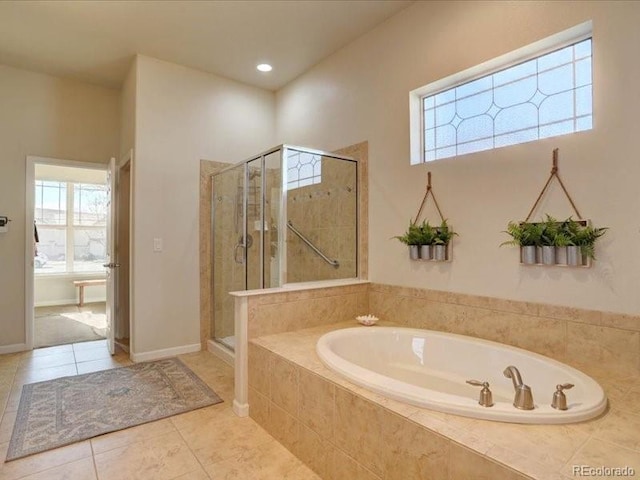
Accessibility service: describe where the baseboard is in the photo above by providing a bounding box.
[0,343,28,354]
[34,298,106,307]
[115,339,130,353]
[130,343,201,362]
[207,339,234,367]
[233,400,249,417]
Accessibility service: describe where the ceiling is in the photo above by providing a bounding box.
[0,0,413,91]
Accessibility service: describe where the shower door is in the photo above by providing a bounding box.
[245,158,262,291]
[211,164,245,351]
[211,152,283,351]
[263,152,282,288]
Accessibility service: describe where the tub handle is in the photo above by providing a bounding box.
[551,383,574,410]
[466,380,494,407]
[466,380,485,387]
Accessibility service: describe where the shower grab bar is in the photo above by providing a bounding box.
[287,221,340,268]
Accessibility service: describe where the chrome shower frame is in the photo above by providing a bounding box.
[209,145,359,351]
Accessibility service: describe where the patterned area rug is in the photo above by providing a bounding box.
[6,358,222,461]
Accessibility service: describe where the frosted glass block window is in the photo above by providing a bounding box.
[423,38,592,161]
[286,151,322,189]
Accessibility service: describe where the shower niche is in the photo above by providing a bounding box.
[210,145,359,352]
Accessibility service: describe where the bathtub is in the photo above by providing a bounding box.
[316,327,607,424]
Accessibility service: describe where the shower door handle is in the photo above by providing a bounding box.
[234,243,246,264]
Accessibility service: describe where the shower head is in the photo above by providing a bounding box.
[248,169,261,180]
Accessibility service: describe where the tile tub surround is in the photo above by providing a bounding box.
[369,284,640,378]
[248,323,640,480]
[230,280,370,416]
[244,281,370,339]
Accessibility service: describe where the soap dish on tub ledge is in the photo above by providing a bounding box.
[356,314,379,326]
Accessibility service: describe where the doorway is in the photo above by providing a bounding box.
[31,162,108,348]
[25,156,130,357]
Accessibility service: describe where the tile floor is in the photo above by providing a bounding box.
[0,344,319,480]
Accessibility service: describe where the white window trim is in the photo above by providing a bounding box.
[30,157,108,277]
[35,180,107,276]
[409,20,593,165]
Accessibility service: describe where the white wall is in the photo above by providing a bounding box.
[0,64,120,349]
[120,58,137,160]
[117,59,137,344]
[34,276,106,307]
[132,55,276,356]
[276,0,640,315]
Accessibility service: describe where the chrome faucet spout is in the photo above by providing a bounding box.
[503,365,534,410]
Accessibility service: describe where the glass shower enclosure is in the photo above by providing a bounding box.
[210,145,358,352]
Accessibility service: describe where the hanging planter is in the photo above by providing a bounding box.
[501,221,543,265]
[567,245,581,266]
[433,219,457,261]
[500,149,608,268]
[418,221,436,260]
[394,221,422,260]
[563,218,608,266]
[541,215,560,265]
[503,216,607,267]
[393,172,456,263]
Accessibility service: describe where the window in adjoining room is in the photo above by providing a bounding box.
[35,174,108,275]
[409,22,592,164]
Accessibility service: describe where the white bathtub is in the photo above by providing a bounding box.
[316,327,607,424]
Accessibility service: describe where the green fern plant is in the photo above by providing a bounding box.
[418,220,437,245]
[560,217,582,242]
[394,221,422,246]
[502,215,608,261]
[433,219,457,245]
[501,221,543,247]
[574,224,608,260]
[540,214,562,246]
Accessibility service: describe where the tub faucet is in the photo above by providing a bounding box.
[551,383,574,410]
[503,365,534,410]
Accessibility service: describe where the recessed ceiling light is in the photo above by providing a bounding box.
[256,63,273,72]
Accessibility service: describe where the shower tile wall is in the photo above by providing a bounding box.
[286,157,357,283]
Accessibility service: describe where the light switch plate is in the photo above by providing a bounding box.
[153,238,163,252]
